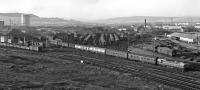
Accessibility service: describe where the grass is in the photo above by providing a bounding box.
[0,49,181,90]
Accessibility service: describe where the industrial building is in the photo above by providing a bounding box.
[21,14,30,26]
[167,32,200,43]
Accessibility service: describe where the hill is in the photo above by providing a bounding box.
[95,16,200,24]
[0,13,83,26]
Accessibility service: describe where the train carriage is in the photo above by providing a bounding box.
[158,59,185,69]
[25,47,30,50]
[105,49,127,58]
[68,43,75,48]
[50,40,58,45]
[57,41,63,46]
[128,53,156,64]
[89,46,105,54]
[75,44,90,51]
[61,42,68,47]
[20,46,26,49]
[16,45,21,48]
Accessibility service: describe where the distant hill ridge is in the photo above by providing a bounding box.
[96,16,200,24]
[0,13,82,26]
[0,13,38,17]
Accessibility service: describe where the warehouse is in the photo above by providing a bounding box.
[167,32,200,43]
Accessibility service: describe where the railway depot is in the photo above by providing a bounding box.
[1,25,200,89]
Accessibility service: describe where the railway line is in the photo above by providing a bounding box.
[1,47,200,89]
[46,52,200,90]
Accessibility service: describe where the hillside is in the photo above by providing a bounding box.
[95,16,200,24]
[0,13,83,26]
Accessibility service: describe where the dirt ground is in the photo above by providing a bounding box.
[0,50,180,90]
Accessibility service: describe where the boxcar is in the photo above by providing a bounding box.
[105,49,127,58]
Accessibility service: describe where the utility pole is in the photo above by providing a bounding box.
[144,19,147,31]
[127,30,130,59]
[24,36,26,45]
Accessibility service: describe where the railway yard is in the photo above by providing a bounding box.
[1,26,200,90]
[0,47,181,90]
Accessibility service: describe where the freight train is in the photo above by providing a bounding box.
[50,40,188,70]
[0,43,43,52]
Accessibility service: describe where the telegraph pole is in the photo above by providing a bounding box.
[144,19,147,31]
[127,29,130,59]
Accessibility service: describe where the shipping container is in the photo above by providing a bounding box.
[105,49,127,58]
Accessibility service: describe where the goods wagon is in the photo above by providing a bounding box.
[157,47,176,57]
[89,46,105,54]
[105,49,127,58]
[158,59,185,69]
[128,53,156,64]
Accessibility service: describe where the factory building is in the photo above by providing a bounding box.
[21,14,30,26]
[167,32,200,43]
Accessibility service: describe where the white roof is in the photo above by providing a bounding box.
[168,32,200,39]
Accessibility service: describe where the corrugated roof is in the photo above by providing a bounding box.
[169,32,200,39]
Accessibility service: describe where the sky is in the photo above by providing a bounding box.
[0,0,200,21]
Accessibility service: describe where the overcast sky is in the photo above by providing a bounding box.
[0,0,199,21]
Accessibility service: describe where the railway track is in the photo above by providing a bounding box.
[48,53,200,90]
[1,47,200,89]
